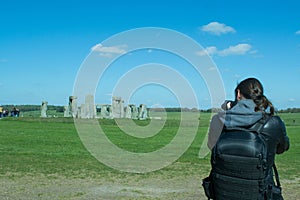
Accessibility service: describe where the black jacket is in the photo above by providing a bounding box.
[208,99,290,156]
[261,115,290,165]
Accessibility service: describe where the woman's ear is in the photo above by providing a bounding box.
[237,89,242,100]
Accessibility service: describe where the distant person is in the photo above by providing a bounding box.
[0,106,3,118]
[203,78,290,200]
[11,107,20,117]
[3,109,9,117]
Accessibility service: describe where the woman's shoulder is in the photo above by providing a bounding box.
[268,115,284,123]
[263,114,285,130]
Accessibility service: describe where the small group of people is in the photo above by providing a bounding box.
[203,77,290,200]
[0,106,20,118]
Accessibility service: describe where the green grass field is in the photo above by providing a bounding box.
[0,112,299,199]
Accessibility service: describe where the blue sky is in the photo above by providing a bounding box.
[0,0,300,109]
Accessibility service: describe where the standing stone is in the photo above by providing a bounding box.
[69,96,78,118]
[64,106,70,117]
[100,105,105,119]
[138,104,148,120]
[41,101,48,118]
[79,104,85,118]
[100,104,112,119]
[126,104,138,119]
[85,94,96,119]
[125,106,132,119]
[112,96,124,118]
[95,105,101,118]
[131,105,139,119]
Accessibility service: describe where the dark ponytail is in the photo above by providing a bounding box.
[235,78,275,115]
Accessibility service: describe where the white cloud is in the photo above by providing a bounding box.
[196,44,253,57]
[196,46,218,56]
[201,22,236,35]
[218,44,252,56]
[289,98,296,102]
[91,44,127,57]
[98,53,114,58]
[296,30,300,35]
[249,50,258,54]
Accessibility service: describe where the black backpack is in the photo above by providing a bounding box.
[202,116,283,200]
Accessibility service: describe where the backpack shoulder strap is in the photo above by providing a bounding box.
[254,115,282,188]
[273,163,281,187]
[250,114,272,133]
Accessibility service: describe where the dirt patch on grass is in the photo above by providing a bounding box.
[1,172,299,200]
[0,173,202,200]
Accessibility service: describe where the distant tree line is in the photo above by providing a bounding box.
[277,108,300,113]
[150,107,200,112]
[1,105,64,113]
[1,105,300,113]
